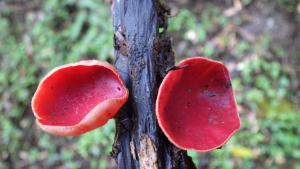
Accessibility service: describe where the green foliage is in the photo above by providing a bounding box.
[0,0,114,168]
[169,2,300,169]
[275,0,299,13]
[169,6,228,57]
[0,0,299,169]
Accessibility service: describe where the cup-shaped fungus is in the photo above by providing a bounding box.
[32,60,128,136]
[156,57,240,151]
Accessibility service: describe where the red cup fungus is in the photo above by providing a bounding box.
[156,57,240,151]
[32,60,128,136]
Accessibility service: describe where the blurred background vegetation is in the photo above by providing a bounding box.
[0,0,299,168]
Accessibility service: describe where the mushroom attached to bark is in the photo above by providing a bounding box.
[32,60,128,136]
[156,57,240,151]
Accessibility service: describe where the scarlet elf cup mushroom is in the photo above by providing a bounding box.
[156,57,240,151]
[31,60,128,136]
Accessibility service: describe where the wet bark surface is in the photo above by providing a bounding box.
[111,0,196,169]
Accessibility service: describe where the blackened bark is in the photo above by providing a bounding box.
[112,0,196,168]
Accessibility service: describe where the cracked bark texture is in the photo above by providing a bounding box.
[112,0,196,168]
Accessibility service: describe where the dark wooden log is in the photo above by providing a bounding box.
[112,0,196,168]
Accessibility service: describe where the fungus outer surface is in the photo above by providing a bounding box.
[156,57,240,151]
[32,60,128,136]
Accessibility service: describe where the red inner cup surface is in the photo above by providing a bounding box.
[157,58,239,150]
[34,65,126,126]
